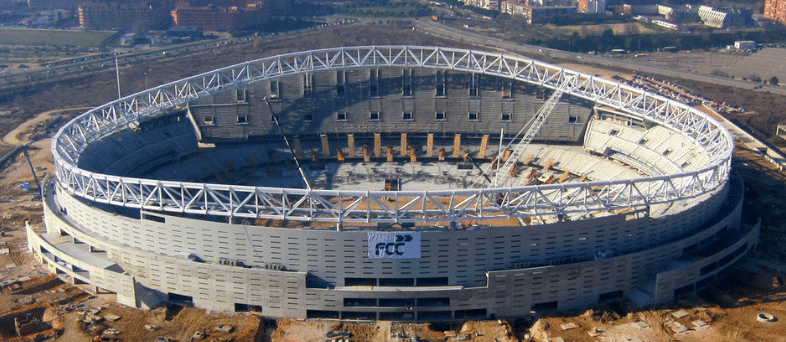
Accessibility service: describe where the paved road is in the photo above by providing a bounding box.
[414,19,786,96]
[0,21,359,91]
[0,38,250,88]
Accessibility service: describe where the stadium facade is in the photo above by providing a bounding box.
[28,46,758,321]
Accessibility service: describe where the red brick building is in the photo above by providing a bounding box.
[764,0,786,23]
[171,0,287,31]
[171,5,248,31]
[79,2,170,30]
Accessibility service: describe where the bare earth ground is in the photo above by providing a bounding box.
[272,319,515,342]
[636,48,786,86]
[0,24,785,342]
[608,48,786,145]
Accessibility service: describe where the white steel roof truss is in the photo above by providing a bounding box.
[452,193,483,218]
[140,183,161,208]
[205,187,232,213]
[96,178,114,202]
[120,180,142,205]
[285,193,311,218]
[398,195,424,213]
[230,189,255,216]
[560,186,586,208]
[105,178,123,203]
[245,63,266,81]
[50,46,733,223]
[425,193,449,214]
[421,48,439,68]
[340,194,367,218]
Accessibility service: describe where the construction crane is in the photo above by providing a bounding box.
[486,76,575,188]
[263,98,312,190]
[19,143,43,198]
[463,151,493,185]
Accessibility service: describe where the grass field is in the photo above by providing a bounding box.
[0,28,116,47]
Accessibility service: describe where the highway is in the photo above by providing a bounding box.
[0,38,251,88]
[3,19,785,98]
[413,19,786,96]
[0,21,356,91]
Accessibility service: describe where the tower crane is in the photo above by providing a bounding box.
[486,76,576,188]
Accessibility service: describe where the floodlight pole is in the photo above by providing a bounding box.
[115,58,121,100]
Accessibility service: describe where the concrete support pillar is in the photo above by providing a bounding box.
[479,134,489,159]
[400,133,408,156]
[347,133,355,158]
[374,133,382,158]
[503,149,512,162]
[293,136,302,158]
[321,133,330,157]
[453,134,461,158]
[363,145,371,162]
[426,133,434,157]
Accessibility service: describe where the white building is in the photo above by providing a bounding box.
[652,19,679,30]
[31,9,70,26]
[698,6,752,28]
[734,40,756,51]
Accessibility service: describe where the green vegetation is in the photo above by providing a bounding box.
[0,47,84,64]
[0,28,116,47]
[341,0,431,18]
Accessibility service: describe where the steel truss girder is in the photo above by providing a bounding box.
[52,46,734,223]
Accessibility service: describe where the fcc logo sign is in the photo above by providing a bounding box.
[367,232,421,259]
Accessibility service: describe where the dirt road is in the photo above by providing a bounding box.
[1,107,89,146]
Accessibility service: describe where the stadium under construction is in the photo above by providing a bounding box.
[28,46,758,321]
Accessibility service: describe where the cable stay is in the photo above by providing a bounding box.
[263,98,312,190]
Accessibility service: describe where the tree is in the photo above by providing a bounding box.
[569,31,580,50]
[579,25,590,39]
[622,23,639,35]
[770,76,779,85]
[598,28,615,52]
